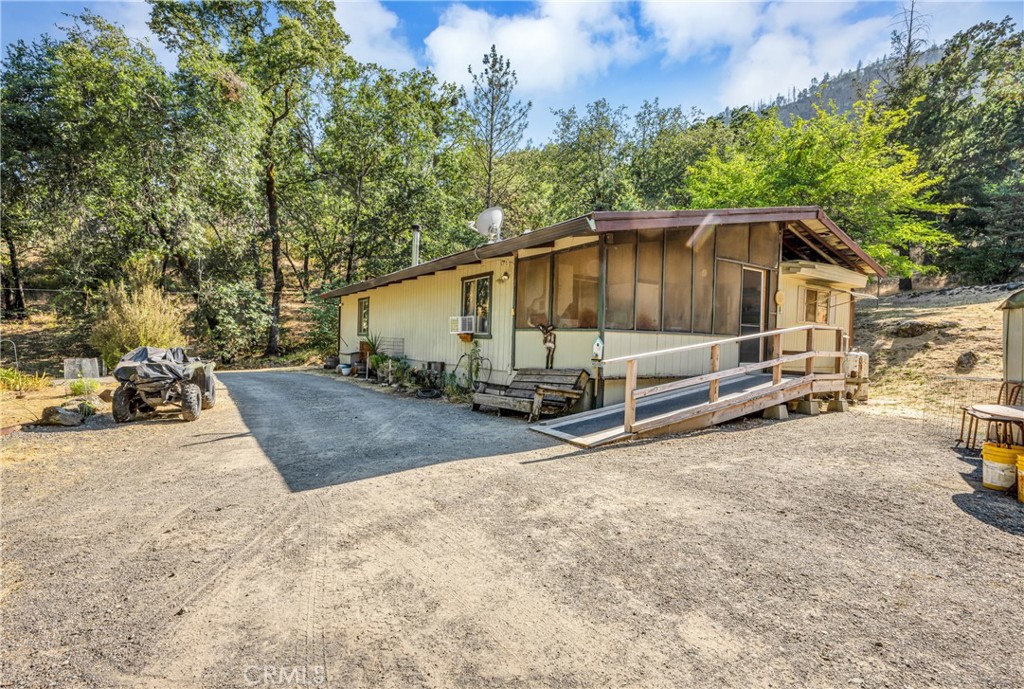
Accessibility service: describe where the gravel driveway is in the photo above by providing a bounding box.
[1,370,1022,688]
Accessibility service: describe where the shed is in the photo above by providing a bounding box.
[1000,289,1024,384]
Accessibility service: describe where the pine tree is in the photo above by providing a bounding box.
[466,45,531,209]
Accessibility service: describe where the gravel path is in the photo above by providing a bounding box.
[1,370,1021,688]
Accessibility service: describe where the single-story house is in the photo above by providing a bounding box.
[320,207,885,406]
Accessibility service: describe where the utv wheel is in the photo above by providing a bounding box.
[201,374,216,410]
[181,383,202,422]
[112,386,132,423]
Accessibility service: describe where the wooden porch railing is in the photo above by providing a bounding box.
[602,325,847,433]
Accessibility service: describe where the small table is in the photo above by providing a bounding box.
[971,404,1024,446]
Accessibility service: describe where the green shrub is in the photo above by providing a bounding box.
[0,367,52,392]
[304,283,341,356]
[90,282,187,370]
[195,282,273,363]
[68,378,99,396]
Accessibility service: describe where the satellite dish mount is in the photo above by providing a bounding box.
[469,207,504,242]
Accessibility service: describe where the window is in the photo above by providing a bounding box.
[358,297,370,336]
[462,274,492,335]
[553,246,599,329]
[606,232,636,330]
[516,256,551,328]
[803,287,830,324]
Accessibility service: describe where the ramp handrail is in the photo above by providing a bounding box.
[604,324,847,433]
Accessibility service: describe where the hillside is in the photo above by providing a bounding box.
[720,46,944,121]
[853,283,1021,433]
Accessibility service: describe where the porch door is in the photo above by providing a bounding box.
[739,267,766,363]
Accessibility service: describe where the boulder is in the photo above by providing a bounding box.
[98,388,114,403]
[889,319,959,338]
[955,351,979,372]
[39,406,84,427]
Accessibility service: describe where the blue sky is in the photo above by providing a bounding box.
[3,1,1021,142]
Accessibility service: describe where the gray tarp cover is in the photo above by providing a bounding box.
[113,347,197,387]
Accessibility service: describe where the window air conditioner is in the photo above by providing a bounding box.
[449,316,475,334]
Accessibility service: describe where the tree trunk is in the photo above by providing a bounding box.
[2,226,27,319]
[898,245,914,292]
[264,162,283,357]
[251,236,263,292]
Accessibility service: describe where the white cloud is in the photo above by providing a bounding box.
[334,0,417,71]
[424,1,643,93]
[642,0,1023,110]
[640,1,761,59]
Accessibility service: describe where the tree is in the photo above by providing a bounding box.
[686,92,954,275]
[549,99,638,218]
[150,0,350,356]
[0,36,59,318]
[904,19,1024,281]
[466,45,531,213]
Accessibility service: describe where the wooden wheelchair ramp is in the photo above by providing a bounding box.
[530,325,849,448]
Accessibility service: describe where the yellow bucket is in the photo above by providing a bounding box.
[981,443,1022,490]
[1018,455,1024,504]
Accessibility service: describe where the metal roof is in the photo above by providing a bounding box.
[320,207,885,300]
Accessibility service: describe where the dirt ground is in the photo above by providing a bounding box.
[1,370,1021,689]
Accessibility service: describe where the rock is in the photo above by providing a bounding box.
[955,351,979,372]
[889,319,959,338]
[39,406,84,427]
[98,388,114,403]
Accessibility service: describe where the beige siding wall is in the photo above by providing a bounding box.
[340,256,517,384]
[1006,308,1023,383]
[778,274,850,373]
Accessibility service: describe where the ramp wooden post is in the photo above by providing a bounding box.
[708,344,720,403]
[771,334,782,385]
[804,328,815,401]
[624,358,637,432]
[834,329,844,374]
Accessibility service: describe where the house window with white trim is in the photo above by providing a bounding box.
[462,274,492,336]
[358,297,370,336]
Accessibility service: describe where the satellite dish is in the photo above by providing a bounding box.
[472,207,504,241]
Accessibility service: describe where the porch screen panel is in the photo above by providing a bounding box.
[716,223,749,262]
[663,228,693,331]
[516,255,551,328]
[749,222,780,267]
[635,229,663,331]
[553,246,599,329]
[691,228,715,333]
[606,232,636,330]
[714,261,742,336]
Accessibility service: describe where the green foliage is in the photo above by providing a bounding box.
[68,378,99,396]
[904,19,1024,282]
[466,45,531,216]
[0,368,52,392]
[303,287,340,356]
[89,282,187,370]
[550,99,640,218]
[360,332,384,356]
[687,91,956,275]
[195,282,273,363]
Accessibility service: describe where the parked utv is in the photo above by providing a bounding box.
[111,347,216,423]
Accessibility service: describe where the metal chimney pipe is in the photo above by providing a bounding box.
[411,224,421,266]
